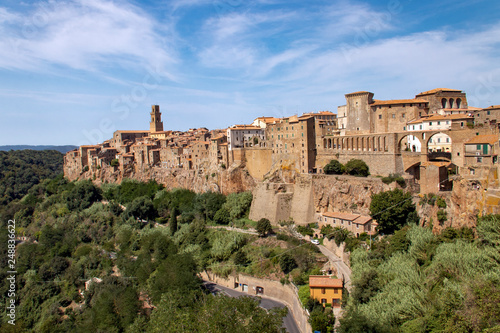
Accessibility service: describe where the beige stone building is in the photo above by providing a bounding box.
[319,212,378,236]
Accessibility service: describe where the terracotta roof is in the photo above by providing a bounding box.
[322,212,360,221]
[417,88,462,96]
[465,134,499,145]
[80,145,100,148]
[484,105,500,110]
[211,135,226,140]
[354,216,372,225]
[407,114,471,124]
[371,99,428,106]
[309,275,343,288]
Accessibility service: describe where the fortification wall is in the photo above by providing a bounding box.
[316,152,403,176]
[200,271,312,333]
[245,148,273,180]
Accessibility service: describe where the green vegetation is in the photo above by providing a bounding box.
[370,189,418,234]
[344,159,370,177]
[256,218,273,236]
[323,159,344,174]
[381,173,406,187]
[339,218,500,332]
[323,158,370,177]
[0,149,63,206]
[0,152,291,332]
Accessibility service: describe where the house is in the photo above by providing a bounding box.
[464,134,499,166]
[319,212,378,236]
[309,275,343,307]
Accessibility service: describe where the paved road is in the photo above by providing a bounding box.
[318,245,352,291]
[203,282,300,333]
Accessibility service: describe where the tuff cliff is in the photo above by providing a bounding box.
[66,161,256,194]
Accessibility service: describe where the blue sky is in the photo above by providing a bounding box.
[1,0,500,145]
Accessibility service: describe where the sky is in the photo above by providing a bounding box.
[1,0,500,145]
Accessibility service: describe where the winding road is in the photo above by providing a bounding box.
[203,281,300,333]
[317,245,352,291]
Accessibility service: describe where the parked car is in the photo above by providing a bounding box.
[311,239,320,245]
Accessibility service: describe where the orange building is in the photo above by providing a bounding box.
[309,275,343,307]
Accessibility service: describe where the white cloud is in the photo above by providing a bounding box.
[0,0,177,79]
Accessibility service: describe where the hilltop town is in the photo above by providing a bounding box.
[64,88,500,229]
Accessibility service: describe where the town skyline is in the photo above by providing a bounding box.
[1,0,500,145]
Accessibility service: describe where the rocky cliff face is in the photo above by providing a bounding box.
[68,162,256,194]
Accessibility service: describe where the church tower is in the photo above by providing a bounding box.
[150,105,164,133]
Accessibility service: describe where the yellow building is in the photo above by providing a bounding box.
[309,275,343,307]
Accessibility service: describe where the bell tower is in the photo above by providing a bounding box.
[150,105,164,133]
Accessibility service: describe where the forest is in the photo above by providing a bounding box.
[2,149,500,332]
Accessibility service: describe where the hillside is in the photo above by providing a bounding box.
[0,150,64,206]
[0,145,77,154]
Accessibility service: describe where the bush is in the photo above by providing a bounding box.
[324,160,344,175]
[437,209,447,224]
[279,253,297,274]
[344,159,369,177]
[256,218,273,237]
[436,197,447,209]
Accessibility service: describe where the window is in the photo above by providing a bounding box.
[392,114,395,118]
[438,138,441,143]
[404,126,406,131]
[477,157,483,163]
[402,113,405,118]
[461,122,464,127]
[477,144,481,150]
[487,110,491,115]
[438,121,441,125]
[321,299,327,304]
[420,125,422,130]
[429,138,433,143]
[378,115,382,119]
[321,288,326,294]
[334,289,339,294]
[356,224,359,229]
[429,122,432,126]
[446,138,450,143]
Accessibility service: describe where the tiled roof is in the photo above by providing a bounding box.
[483,105,500,110]
[465,134,499,145]
[322,211,360,221]
[417,88,462,95]
[116,130,150,133]
[371,99,428,106]
[354,216,372,225]
[309,275,343,288]
[407,114,471,124]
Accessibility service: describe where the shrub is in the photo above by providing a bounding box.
[436,197,447,209]
[344,159,369,177]
[437,209,447,224]
[256,218,273,237]
[324,160,344,175]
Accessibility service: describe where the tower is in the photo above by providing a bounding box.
[150,105,164,133]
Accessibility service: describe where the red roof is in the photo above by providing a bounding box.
[309,275,343,288]
[371,99,428,106]
[417,88,462,96]
[465,134,498,145]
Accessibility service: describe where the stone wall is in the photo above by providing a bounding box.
[200,271,312,333]
[245,148,273,181]
[322,238,351,267]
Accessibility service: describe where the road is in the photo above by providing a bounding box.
[203,281,300,333]
[318,245,352,291]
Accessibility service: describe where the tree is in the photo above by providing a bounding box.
[321,225,334,239]
[65,180,102,211]
[324,160,344,175]
[369,189,417,234]
[332,226,351,246]
[169,207,179,235]
[125,196,156,221]
[256,218,273,237]
[213,207,231,225]
[344,159,369,177]
[279,253,297,274]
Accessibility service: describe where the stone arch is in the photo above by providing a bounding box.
[441,98,447,108]
[449,98,454,109]
[323,138,327,149]
[356,137,360,150]
[398,134,422,153]
[456,98,462,108]
[328,138,332,149]
[427,132,452,153]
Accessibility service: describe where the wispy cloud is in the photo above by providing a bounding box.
[0,0,177,79]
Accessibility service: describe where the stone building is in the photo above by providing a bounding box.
[227,125,265,151]
[319,212,378,236]
[472,105,500,128]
